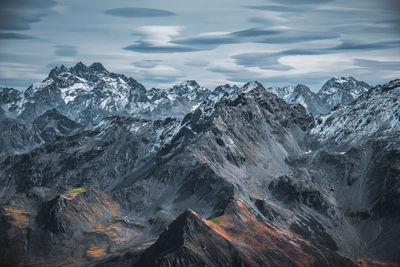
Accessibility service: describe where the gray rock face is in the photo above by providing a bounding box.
[0,63,398,266]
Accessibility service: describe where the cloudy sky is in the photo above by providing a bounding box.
[0,0,399,91]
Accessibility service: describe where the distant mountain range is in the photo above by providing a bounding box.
[0,63,371,126]
[266,77,371,114]
[0,62,399,267]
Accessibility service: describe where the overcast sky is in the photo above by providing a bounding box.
[0,0,399,91]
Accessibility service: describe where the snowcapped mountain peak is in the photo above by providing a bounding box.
[331,76,352,84]
[88,62,108,73]
[48,64,67,79]
[266,84,328,114]
[170,80,203,96]
[69,61,89,77]
[294,84,312,95]
[243,81,262,92]
[212,84,239,95]
[46,62,109,83]
[44,63,136,99]
[321,76,365,93]
[8,63,148,123]
[182,80,200,89]
[267,85,295,100]
[318,77,371,109]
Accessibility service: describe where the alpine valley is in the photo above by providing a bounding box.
[0,62,399,267]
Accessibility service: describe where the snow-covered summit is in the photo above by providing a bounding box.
[317,76,371,109]
[19,62,147,123]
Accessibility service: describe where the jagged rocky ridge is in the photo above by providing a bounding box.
[0,63,399,267]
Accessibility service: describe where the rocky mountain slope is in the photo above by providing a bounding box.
[0,63,398,267]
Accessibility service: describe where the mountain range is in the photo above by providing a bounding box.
[0,62,399,267]
[0,63,370,125]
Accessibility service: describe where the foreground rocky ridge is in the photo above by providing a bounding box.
[0,64,399,266]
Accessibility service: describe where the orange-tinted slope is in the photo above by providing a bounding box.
[137,200,356,267]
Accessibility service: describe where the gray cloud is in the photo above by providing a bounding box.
[354,59,400,70]
[247,17,278,25]
[211,29,335,44]
[171,28,282,48]
[125,24,339,55]
[232,40,400,70]
[257,31,340,44]
[173,35,238,46]
[54,45,78,57]
[134,71,183,84]
[233,28,282,38]
[144,75,183,83]
[124,42,199,53]
[245,5,304,12]
[184,60,209,67]
[105,8,176,18]
[270,0,333,4]
[0,0,56,31]
[333,40,400,50]
[132,60,162,68]
[232,53,294,71]
[124,27,280,53]
[0,32,34,39]
[163,28,338,53]
[206,66,267,85]
[332,23,399,35]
